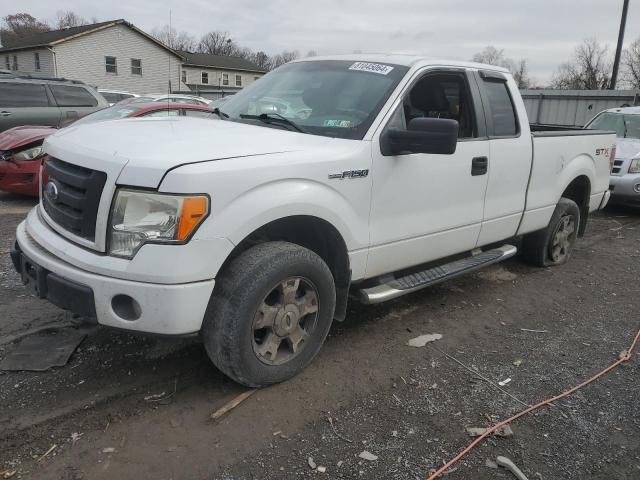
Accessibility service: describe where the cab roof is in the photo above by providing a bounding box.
[602,106,640,115]
[291,53,510,74]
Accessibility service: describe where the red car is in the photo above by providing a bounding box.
[0,102,214,196]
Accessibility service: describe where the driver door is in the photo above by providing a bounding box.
[366,69,490,277]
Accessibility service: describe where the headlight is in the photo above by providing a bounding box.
[108,189,209,258]
[13,146,44,161]
[629,158,640,174]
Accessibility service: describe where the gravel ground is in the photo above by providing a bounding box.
[0,192,638,480]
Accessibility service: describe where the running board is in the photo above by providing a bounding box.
[358,244,517,304]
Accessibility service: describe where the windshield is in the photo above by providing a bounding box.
[73,105,141,126]
[220,60,409,139]
[586,112,640,139]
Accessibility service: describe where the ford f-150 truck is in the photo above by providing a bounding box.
[11,55,614,387]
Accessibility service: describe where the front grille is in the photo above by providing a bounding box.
[612,159,624,175]
[42,157,107,241]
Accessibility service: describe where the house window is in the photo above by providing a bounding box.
[222,73,229,86]
[131,58,142,75]
[34,52,40,71]
[12,55,18,71]
[4,56,9,70]
[201,72,209,84]
[105,56,117,74]
[235,75,242,87]
[181,70,186,83]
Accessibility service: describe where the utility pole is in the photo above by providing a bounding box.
[610,0,630,89]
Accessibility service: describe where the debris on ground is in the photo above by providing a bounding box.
[406,333,443,347]
[513,358,523,367]
[327,416,353,443]
[0,469,17,478]
[0,328,86,371]
[466,425,514,438]
[485,459,498,469]
[498,378,512,386]
[497,455,529,480]
[101,448,115,454]
[358,451,378,461]
[70,432,83,444]
[210,389,257,421]
[317,466,326,473]
[520,328,549,333]
[308,457,316,469]
[36,444,57,463]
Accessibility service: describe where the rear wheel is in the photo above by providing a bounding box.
[522,198,580,267]
[202,241,336,387]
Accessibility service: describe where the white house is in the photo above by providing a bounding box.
[0,20,267,97]
[178,51,265,97]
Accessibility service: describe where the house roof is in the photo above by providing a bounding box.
[179,51,266,73]
[0,19,183,59]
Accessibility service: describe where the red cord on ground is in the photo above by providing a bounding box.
[426,326,640,480]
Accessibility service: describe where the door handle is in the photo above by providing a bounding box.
[0,111,12,117]
[471,156,488,176]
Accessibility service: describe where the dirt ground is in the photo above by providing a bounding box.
[0,191,639,480]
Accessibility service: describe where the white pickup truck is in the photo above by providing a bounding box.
[12,55,614,386]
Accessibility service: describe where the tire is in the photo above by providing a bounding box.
[521,198,580,267]
[202,241,336,387]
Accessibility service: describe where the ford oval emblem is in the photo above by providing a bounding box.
[45,181,59,201]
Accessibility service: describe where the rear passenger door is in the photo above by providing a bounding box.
[0,82,61,132]
[49,85,101,127]
[474,71,533,246]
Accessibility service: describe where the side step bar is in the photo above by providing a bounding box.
[358,244,517,304]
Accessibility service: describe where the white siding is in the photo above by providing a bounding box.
[53,24,183,94]
[182,66,262,87]
[2,48,54,76]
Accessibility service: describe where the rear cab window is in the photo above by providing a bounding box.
[0,82,50,107]
[50,85,98,107]
[479,73,519,137]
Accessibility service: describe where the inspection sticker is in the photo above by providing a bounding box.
[349,62,394,75]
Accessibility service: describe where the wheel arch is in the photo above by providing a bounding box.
[560,174,591,236]
[220,215,352,321]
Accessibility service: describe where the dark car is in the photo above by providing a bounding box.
[0,102,214,196]
[0,74,109,133]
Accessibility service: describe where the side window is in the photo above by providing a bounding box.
[50,85,99,107]
[202,72,209,84]
[235,74,242,86]
[4,56,9,70]
[222,73,229,86]
[396,73,477,139]
[105,56,117,74]
[181,70,187,83]
[0,83,50,107]
[483,80,518,137]
[12,55,18,70]
[34,52,41,71]
[131,58,142,75]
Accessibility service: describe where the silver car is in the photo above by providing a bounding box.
[0,75,108,132]
[586,107,640,207]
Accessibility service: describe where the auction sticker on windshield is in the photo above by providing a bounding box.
[349,62,394,75]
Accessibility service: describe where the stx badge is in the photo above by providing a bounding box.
[328,169,369,180]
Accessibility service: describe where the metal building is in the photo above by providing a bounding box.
[521,89,640,127]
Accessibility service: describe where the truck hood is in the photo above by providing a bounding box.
[44,116,346,188]
[615,137,640,160]
[0,125,57,152]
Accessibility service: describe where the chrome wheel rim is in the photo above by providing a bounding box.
[251,277,319,366]
[550,214,576,263]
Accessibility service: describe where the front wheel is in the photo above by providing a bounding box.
[202,241,336,387]
[522,198,580,267]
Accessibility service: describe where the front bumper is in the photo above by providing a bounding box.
[13,220,215,335]
[609,173,640,206]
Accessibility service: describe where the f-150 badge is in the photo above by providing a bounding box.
[328,169,369,180]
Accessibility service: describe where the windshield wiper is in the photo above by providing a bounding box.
[213,107,228,119]
[239,113,307,133]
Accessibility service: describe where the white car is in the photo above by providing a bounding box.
[585,106,640,207]
[12,55,613,387]
[97,89,140,106]
[143,93,212,106]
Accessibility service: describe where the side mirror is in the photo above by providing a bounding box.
[380,117,459,156]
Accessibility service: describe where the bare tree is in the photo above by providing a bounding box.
[198,31,239,56]
[269,50,300,70]
[551,38,611,90]
[151,24,196,52]
[306,50,318,57]
[622,37,640,89]
[0,13,49,46]
[471,46,532,88]
[56,11,89,29]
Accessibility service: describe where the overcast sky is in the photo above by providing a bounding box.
[7,0,640,84]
